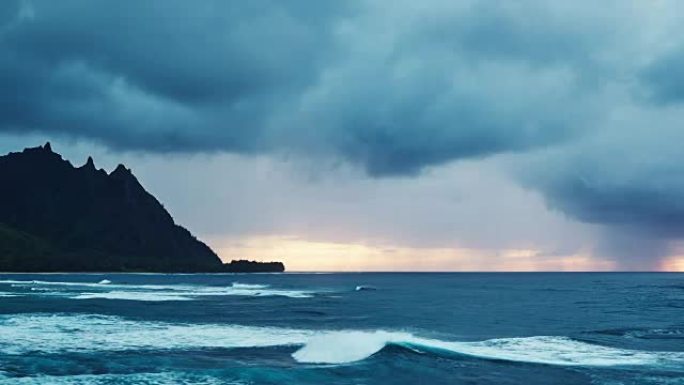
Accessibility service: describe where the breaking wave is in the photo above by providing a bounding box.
[231,282,269,289]
[355,285,377,291]
[71,291,195,301]
[0,314,682,367]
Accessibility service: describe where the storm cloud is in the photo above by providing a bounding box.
[0,0,625,174]
[518,109,684,268]
[2,0,684,268]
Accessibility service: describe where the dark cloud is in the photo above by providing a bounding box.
[517,112,684,268]
[0,0,619,175]
[0,0,350,154]
[594,229,673,270]
[522,115,684,230]
[641,49,684,104]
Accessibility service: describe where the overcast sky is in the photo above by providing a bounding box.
[2,1,684,271]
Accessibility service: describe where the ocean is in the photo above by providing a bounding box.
[0,273,682,384]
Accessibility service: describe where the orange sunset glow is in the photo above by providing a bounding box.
[211,236,615,272]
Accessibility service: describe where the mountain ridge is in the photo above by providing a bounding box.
[0,143,284,273]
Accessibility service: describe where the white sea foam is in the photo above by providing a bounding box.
[625,329,684,339]
[0,314,682,367]
[405,335,677,367]
[355,285,377,291]
[0,314,311,356]
[3,280,112,288]
[0,372,243,385]
[0,280,314,300]
[231,282,269,289]
[72,291,194,301]
[1,279,212,291]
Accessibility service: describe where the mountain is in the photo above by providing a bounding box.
[0,143,284,273]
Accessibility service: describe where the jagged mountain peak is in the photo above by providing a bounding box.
[110,163,131,175]
[81,156,96,170]
[0,144,223,272]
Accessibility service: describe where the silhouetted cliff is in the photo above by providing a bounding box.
[0,143,284,273]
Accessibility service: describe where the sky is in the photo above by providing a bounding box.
[1,0,684,271]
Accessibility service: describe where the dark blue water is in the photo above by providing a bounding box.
[0,273,682,384]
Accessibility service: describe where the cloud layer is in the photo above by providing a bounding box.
[1,0,619,174]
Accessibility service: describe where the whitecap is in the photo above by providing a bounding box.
[625,328,684,339]
[0,280,315,300]
[231,282,269,289]
[0,279,183,290]
[0,372,242,385]
[1,279,122,289]
[355,285,377,291]
[0,314,311,355]
[0,314,682,368]
[72,291,194,301]
[404,335,677,367]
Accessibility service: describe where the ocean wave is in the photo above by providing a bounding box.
[1,279,116,288]
[0,280,314,300]
[624,329,684,340]
[71,291,195,301]
[0,314,311,355]
[404,336,680,367]
[0,314,682,368]
[0,372,242,385]
[230,282,269,289]
[594,327,684,340]
[292,332,684,366]
[354,285,377,292]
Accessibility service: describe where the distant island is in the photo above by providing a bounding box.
[0,143,284,273]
